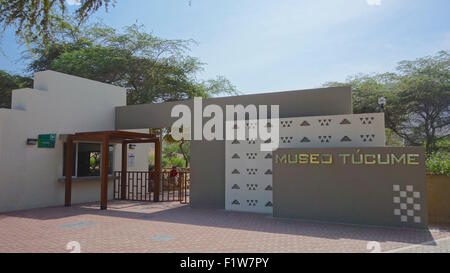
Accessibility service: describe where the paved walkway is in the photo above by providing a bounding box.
[0,201,448,253]
[386,236,450,253]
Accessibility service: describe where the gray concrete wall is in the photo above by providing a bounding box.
[273,147,428,228]
[115,86,352,209]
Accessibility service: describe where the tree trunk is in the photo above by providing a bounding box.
[179,140,190,169]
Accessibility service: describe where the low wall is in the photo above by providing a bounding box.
[273,147,427,228]
[427,175,450,226]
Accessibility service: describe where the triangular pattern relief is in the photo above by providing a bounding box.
[318,136,332,143]
[360,134,375,142]
[281,136,293,143]
[232,139,240,144]
[300,137,311,143]
[360,116,375,125]
[281,120,293,128]
[232,169,240,174]
[340,136,352,142]
[340,118,351,125]
[265,185,273,191]
[265,153,273,159]
[300,120,310,126]
[232,153,240,159]
[232,200,240,205]
[232,184,240,189]
[319,119,332,126]
[265,169,273,175]
[265,201,273,207]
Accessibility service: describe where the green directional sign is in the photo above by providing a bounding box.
[38,134,56,148]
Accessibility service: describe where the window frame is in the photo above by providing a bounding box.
[62,141,114,178]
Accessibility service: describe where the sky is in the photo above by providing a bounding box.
[1,0,449,94]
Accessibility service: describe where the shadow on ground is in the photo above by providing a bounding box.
[2,200,442,246]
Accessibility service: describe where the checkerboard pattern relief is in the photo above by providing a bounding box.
[225,113,386,214]
[392,184,422,224]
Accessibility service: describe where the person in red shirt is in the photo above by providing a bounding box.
[169,166,178,187]
[169,166,178,178]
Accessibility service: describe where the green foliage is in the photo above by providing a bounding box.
[0,0,113,44]
[0,70,33,108]
[324,50,450,154]
[394,51,450,153]
[426,152,450,176]
[162,141,189,168]
[325,73,397,114]
[385,128,403,146]
[163,142,182,158]
[26,23,238,103]
[51,46,128,84]
[148,153,155,169]
[168,157,186,168]
[148,141,189,169]
[163,131,190,167]
[435,138,450,152]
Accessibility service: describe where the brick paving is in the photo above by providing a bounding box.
[386,236,450,253]
[0,201,448,253]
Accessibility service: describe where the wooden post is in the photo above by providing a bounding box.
[154,138,161,202]
[64,136,73,207]
[121,142,127,200]
[100,136,109,210]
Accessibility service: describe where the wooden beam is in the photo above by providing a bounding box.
[154,138,161,202]
[100,136,109,210]
[122,138,159,144]
[110,131,157,139]
[64,136,73,207]
[73,131,156,140]
[121,142,127,200]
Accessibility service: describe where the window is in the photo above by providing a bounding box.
[63,142,114,177]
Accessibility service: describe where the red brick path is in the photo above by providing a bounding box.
[0,201,448,253]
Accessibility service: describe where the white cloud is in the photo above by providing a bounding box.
[366,0,381,6]
[66,0,81,6]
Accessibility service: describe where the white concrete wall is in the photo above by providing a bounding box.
[0,71,150,213]
[113,130,153,172]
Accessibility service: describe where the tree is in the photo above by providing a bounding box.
[323,73,402,146]
[24,22,237,168]
[0,70,32,108]
[0,0,114,44]
[163,133,190,168]
[324,73,397,114]
[394,51,450,154]
[26,23,238,103]
[25,22,91,73]
[324,51,450,154]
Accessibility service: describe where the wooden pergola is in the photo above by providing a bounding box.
[64,130,161,210]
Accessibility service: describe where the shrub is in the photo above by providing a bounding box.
[426,152,450,176]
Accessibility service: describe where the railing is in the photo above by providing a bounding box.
[113,170,190,203]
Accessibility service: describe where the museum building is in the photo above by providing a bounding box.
[0,71,427,228]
